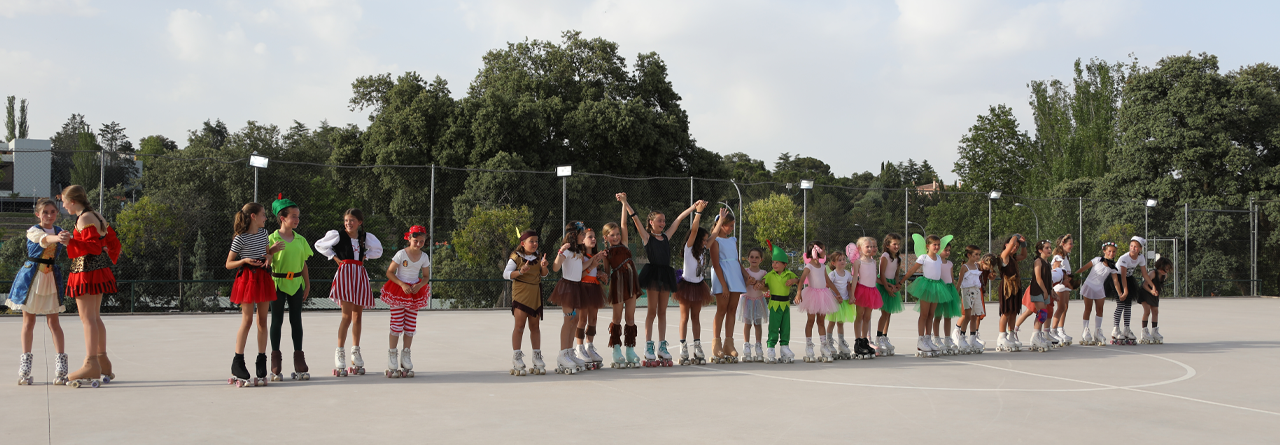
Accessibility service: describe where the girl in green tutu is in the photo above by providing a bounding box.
[875,233,905,355]
[903,234,955,357]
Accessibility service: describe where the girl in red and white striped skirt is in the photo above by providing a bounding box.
[315,208,383,376]
[380,225,431,378]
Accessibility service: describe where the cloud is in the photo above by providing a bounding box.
[0,0,98,18]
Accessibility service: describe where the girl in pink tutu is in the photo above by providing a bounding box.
[795,241,837,362]
[849,237,882,358]
[380,225,431,378]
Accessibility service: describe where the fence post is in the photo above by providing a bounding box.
[903,188,909,254]
[1251,197,1257,296]
[1078,197,1083,278]
[429,164,435,281]
[1184,202,1189,298]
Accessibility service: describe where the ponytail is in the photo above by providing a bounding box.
[234,203,264,235]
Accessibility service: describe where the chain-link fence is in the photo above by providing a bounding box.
[0,155,1266,313]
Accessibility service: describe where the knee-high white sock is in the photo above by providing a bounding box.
[1082,319,1089,332]
[1094,316,1103,331]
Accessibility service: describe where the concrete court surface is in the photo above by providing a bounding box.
[2,297,1278,445]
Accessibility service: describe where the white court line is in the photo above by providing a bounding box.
[679,346,1280,417]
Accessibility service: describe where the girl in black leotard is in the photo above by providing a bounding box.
[619,193,701,367]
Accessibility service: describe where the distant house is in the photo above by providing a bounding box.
[915,181,941,195]
[1,139,53,200]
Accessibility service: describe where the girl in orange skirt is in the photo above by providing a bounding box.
[61,185,121,387]
[549,221,606,374]
[225,202,279,386]
[572,228,607,369]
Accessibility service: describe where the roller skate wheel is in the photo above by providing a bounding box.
[388,370,396,378]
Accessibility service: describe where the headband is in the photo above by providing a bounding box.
[403,225,427,240]
[518,229,539,243]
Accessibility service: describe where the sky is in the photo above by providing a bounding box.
[3,0,1279,181]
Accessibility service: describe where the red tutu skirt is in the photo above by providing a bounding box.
[853,283,883,309]
[230,266,276,305]
[673,280,713,306]
[550,279,600,310]
[380,281,431,310]
[67,268,117,298]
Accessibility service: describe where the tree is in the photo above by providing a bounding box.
[17,99,28,139]
[70,130,100,191]
[436,205,533,308]
[4,96,13,142]
[50,114,90,193]
[138,135,178,168]
[746,193,802,254]
[952,105,1033,196]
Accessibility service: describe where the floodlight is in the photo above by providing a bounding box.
[989,190,1002,200]
[1146,199,1158,207]
[800,180,814,190]
[556,165,572,177]
[249,155,269,169]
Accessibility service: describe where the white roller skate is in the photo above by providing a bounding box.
[679,342,692,366]
[943,336,960,356]
[569,346,588,372]
[803,339,817,363]
[754,343,765,363]
[399,349,414,377]
[779,345,796,363]
[955,334,971,354]
[970,333,985,353]
[385,349,402,378]
[18,353,33,386]
[1152,326,1163,344]
[555,349,578,375]
[610,345,627,369]
[585,344,603,370]
[642,341,659,367]
[1123,327,1137,346]
[1011,330,1024,351]
[837,337,853,360]
[531,350,547,375]
[764,347,777,364]
[915,336,936,358]
[510,350,528,376]
[54,353,68,385]
[1139,328,1154,345]
[1078,329,1093,346]
[348,346,366,375]
[818,338,834,363]
[574,345,594,371]
[692,340,707,365]
[1030,331,1049,352]
[657,341,674,367]
[333,347,348,377]
[1057,328,1072,346]
[995,332,1014,352]
[1109,326,1122,345]
[1043,329,1059,348]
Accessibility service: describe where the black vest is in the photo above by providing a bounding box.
[333,229,367,261]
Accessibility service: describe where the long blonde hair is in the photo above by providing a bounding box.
[61,185,93,212]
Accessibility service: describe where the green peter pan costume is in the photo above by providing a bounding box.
[763,242,797,348]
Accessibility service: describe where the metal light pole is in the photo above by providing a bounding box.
[801,180,813,249]
[988,191,1002,252]
[853,223,865,238]
[249,153,269,203]
[1014,202,1039,241]
[731,180,743,255]
[1145,199,1158,258]
[557,165,572,238]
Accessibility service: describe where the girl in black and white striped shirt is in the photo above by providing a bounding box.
[225,202,281,386]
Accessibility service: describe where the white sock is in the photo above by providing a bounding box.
[1083,320,1089,332]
